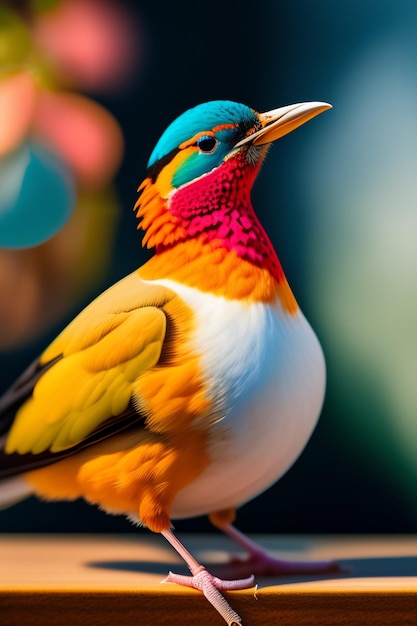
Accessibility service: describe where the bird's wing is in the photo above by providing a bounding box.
[0,272,174,477]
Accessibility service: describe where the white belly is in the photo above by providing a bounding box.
[154,282,326,520]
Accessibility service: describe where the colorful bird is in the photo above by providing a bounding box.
[0,99,333,625]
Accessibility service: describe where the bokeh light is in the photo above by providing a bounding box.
[303,29,417,516]
[0,142,74,248]
[0,71,37,157]
[32,0,142,92]
[0,0,141,347]
[32,90,124,189]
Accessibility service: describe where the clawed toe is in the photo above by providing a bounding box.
[163,566,255,591]
[163,567,255,625]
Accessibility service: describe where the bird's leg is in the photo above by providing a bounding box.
[211,515,340,576]
[161,528,255,626]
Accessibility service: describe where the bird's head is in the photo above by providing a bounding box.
[135,100,331,254]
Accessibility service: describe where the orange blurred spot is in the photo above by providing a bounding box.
[33,90,124,188]
[0,72,37,157]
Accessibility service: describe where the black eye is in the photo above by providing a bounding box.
[196,135,217,153]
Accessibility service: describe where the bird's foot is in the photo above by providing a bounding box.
[229,549,340,577]
[163,566,255,625]
[215,523,341,577]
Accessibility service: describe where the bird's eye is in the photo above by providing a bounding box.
[196,136,218,153]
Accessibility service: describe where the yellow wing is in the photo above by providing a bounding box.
[1,272,174,461]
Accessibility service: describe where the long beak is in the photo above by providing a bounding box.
[235,101,332,147]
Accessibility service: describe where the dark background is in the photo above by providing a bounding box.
[1,0,417,536]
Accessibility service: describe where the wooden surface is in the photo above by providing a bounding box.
[0,534,416,625]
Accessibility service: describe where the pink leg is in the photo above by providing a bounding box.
[217,523,340,576]
[161,528,255,625]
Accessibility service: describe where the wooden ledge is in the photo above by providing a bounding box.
[1,534,416,625]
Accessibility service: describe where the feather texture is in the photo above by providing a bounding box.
[0,99,328,539]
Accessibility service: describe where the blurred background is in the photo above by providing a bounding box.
[1,0,417,535]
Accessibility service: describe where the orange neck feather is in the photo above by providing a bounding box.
[135,176,298,311]
[138,240,297,310]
